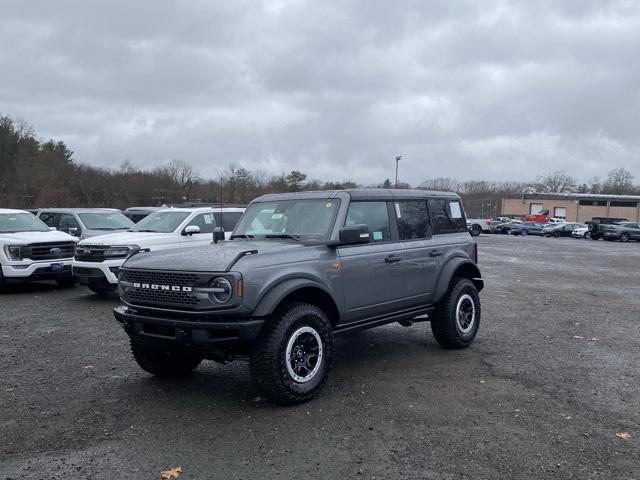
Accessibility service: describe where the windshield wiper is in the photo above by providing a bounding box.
[131,229,158,233]
[92,227,123,230]
[230,234,255,239]
[265,234,303,242]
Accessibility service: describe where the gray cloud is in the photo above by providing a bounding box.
[1,0,639,185]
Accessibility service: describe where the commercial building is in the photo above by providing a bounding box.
[501,192,640,222]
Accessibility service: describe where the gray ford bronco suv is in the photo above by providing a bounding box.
[114,189,483,404]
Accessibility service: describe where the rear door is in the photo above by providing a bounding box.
[393,200,440,306]
[337,201,407,322]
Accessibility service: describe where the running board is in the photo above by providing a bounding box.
[335,306,435,335]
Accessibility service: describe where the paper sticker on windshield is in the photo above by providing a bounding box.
[372,231,383,241]
[394,203,401,218]
[204,215,213,224]
[449,202,462,219]
[271,213,284,219]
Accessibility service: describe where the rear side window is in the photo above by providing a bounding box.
[394,201,432,240]
[345,202,391,242]
[428,199,467,234]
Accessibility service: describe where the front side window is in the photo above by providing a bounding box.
[233,199,340,240]
[395,201,432,240]
[0,213,50,233]
[186,213,217,234]
[129,211,191,233]
[345,202,390,243]
[58,214,81,234]
[428,199,467,234]
[221,212,243,231]
[78,212,134,230]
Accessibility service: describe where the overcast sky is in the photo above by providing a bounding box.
[1,0,639,186]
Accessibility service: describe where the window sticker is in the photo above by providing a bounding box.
[395,203,401,218]
[271,213,284,219]
[372,231,383,241]
[449,202,462,219]
[325,202,333,208]
[203,215,213,224]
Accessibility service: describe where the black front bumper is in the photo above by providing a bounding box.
[113,306,264,355]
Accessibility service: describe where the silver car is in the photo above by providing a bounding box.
[37,208,134,240]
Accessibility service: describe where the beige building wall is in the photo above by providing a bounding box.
[501,198,640,222]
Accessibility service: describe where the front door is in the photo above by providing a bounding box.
[338,201,406,322]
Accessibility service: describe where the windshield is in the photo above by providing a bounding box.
[128,211,190,233]
[78,212,134,230]
[233,199,341,240]
[0,213,50,233]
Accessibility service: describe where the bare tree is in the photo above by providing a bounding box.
[418,177,459,192]
[534,170,577,193]
[602,167,635,195]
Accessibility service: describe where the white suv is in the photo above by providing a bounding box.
[73,207,245,294]
[0,209,78,290]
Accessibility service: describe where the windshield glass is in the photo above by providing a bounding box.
[0,213,50,233]
[129,211,190,233]
[233,199,341,240]
[78,212,134,230]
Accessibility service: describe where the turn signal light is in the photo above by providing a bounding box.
[236,279,243,298]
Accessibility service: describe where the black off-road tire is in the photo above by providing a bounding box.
[250,302,333,405]
[620,233,630,243]
[590,233,601,240]
[470,224,482,237]
[130,340,202,377]
[88,284,115,296]
[56,275,77,288]
[431,278,481,349]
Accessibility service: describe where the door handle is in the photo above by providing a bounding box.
[429,250,442,257]
[385,255,401,264]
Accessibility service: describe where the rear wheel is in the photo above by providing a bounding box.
[520,229,528,236]
[431,278,481,349]
[130,340,202,377]
[250,302,333,405]
[583,231,589,238]
[552,231,561,238]
[470,224,482,237]
[620,233,630,242]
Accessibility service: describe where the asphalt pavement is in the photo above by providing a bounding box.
[1,234,638,479]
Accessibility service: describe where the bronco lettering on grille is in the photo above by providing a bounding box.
[132,282,193,292]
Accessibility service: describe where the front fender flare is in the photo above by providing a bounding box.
[252,278,336,318]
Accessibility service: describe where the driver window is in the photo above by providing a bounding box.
[345,202,390,243]
[58,214,80,235]
[188,213,217,234]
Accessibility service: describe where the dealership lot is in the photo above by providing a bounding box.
[1,235,638,479]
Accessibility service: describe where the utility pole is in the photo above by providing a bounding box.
[395,156,402,188]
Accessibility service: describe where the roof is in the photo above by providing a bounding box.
[254,188,459,203]
[36,208,121,213]
[0,208,29,214]
[505,192,640,201]
[155,206,245,213]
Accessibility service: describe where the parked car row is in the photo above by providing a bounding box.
[0,205,245,293]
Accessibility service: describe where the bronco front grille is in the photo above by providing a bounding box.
[22,242,76,261]
[120,269,204,309]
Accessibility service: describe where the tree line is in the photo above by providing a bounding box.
[1,115,638,218]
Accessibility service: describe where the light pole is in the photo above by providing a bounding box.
[395,156,402,188]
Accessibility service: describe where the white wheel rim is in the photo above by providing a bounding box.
[285,326,323,383]
[455,294,476,334]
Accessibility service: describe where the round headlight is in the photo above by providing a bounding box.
[209,277,233,303]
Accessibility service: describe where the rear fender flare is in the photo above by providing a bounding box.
[433,258,483,304]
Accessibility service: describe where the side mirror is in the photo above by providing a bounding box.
[213,227,225,244]
[339,224,370,245]
[68,227,79,236]
[183,225,201,236]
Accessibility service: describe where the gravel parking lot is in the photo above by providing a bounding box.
[1,235,639,479]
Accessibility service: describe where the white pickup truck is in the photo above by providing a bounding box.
[0,209,78,290]
[72,206,244,294]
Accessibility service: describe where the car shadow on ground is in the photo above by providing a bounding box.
[0,281,74,295]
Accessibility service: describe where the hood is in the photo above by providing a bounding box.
[0,230,76,245]
[81,228,130,239]
[78,231,178,247]
[123,239,304,272]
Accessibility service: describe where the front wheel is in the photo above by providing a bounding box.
[130,340,202,377]
[431,278,481,349]
[250,302,333,405]
[520,229,528,236]
[620,233,630,242]
[583,231,589,239]
[469,224,481,237]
